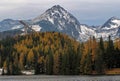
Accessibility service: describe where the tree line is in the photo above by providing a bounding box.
[0,32,120,75]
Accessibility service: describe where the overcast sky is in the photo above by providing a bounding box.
[0,0,120,25]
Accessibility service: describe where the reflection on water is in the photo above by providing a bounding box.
[0,75,120,81]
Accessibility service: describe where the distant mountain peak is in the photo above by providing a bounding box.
[32,5,81,28]
[0,5,120,42]
[109,16,120,20]
[53,5,61,7]
[51,5,63,9]
[46,5,64,12]
[106,16,120,24]
[1,19,15,23]
[101,17,120,29]
[32,5,81,40]
[33,5,80,24]
[33,5,68,23]
[45,5,68,18]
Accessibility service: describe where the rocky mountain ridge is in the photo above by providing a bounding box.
[0,5,120,41]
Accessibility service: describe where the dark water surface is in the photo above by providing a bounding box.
[0,75,120,81]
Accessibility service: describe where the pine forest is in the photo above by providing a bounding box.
[0,32,120,75]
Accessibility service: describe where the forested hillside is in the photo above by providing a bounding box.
[0,32,120,75]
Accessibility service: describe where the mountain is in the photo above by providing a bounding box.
[96,17,120,40]
[0,5,120,41]
[0,19,22,32]
[32,5,81,40]
[101,17,120,29]
[78,24,97,41]
[116,27,120,37]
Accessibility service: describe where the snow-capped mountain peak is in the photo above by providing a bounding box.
[32,5,81,39]
[33,5,76,23]
[33,5,80,29]
[96,17,120,40]
[0,5,120,42]
[101,17,120,29]
[0,19,21,32]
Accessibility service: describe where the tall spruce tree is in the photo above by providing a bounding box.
[45,49,53,75]
[84,51,92,74]
[80,50,92,74]
[105,36,114,69]
[95,37,105,74]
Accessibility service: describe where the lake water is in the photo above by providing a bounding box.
[0,75,120,81]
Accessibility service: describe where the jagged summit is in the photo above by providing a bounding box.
[1,19,13,22]
[101,17,120,29]
[52,5,62,8]
[96,17,120,40]
[107,16,120,24]
[109,16,120,20]
[48,5,64,10]
[32,5,81,39]
[33,5,80,25]
[33,5,66,23]
[0,5,120,42]
[0,19,21,32]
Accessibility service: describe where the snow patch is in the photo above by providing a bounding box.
[112,19,120,25]
[11,25,21,30]
[32,25,42,31]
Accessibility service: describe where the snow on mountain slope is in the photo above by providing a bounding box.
[0,19,22,32]
[0,19,42,33]
[81,25,96,36]
[78,24,97,41]
[32,6,120,41]
[31,25,42,31]
[97,28,118,39]
[33,5,80,30]
[32,5,81,40]
[0,5,120,42]
[78,17,120,41]
[101,17,120,30]
[96,17,120,40]
[11,25,22,30]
